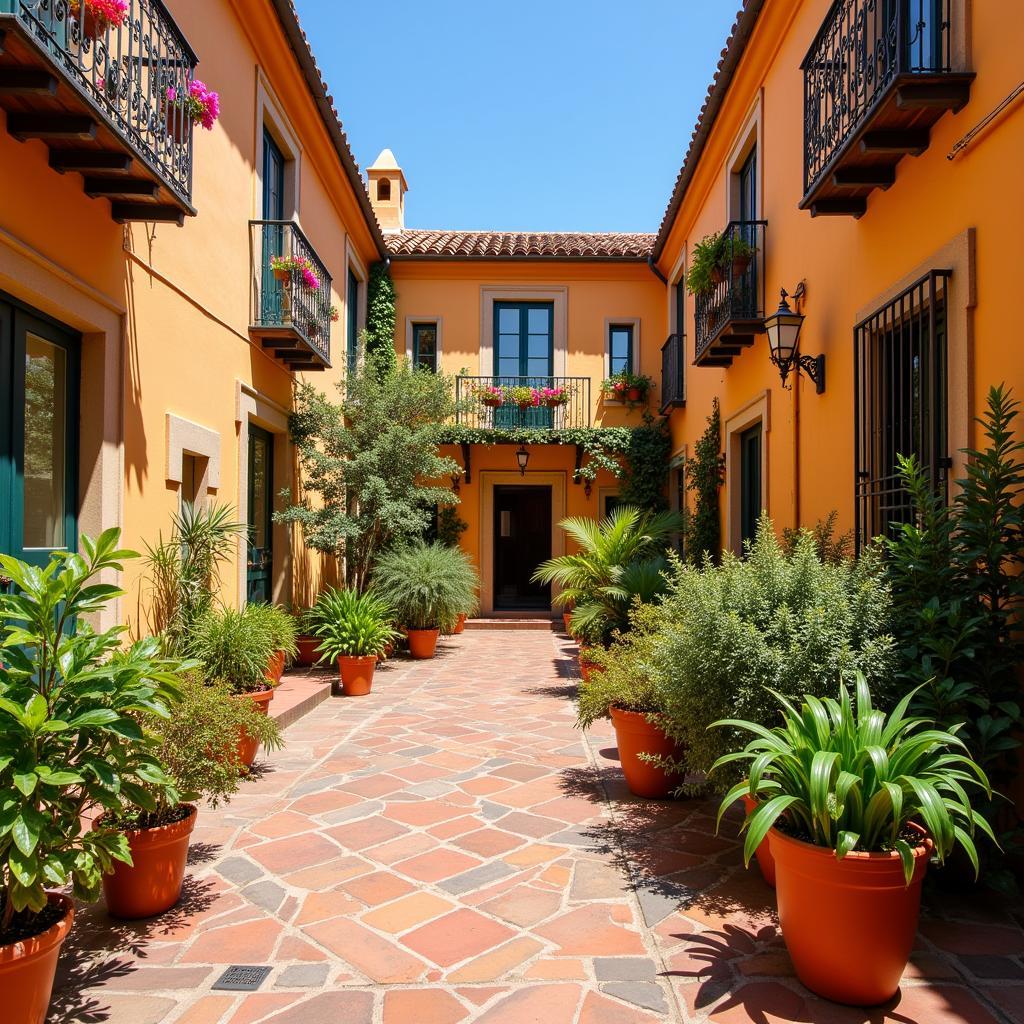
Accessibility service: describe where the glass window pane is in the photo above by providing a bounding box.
[528,334,549,360]
[498,307,519,333]
[527,358,550,377]
[23,334,67,549]
[527,307,550,333]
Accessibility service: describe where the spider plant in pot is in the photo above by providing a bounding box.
[186,605,280,767]
[0,531,189,1024]
[370,542,466,659]
[246,603,299,683]
[308,588,399,696]
[98,673,278,919]
[711,674,993,1006]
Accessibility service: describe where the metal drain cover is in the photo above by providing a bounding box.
[212,965,273,991]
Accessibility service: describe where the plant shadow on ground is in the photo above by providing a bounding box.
[47,876,220,1024]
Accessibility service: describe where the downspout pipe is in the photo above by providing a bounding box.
[647,255,668,284]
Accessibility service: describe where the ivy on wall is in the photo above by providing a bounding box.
[685,399,724,563]
[363,261,397,375]
[617,415,672,513]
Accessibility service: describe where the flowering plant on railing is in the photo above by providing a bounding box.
[270,255,321,291]
[474,385,505,408]
[539,386,570,408]
[165,80,221,132]
[70,0,129,39]
[506,386,540,409]
[329,306,340,323]
[602,371,652,405]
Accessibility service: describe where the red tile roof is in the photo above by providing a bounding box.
[386,230,655,261]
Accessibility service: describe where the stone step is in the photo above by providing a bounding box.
[465,618,561,631]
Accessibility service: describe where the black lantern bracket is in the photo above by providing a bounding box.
[766,282,826,394]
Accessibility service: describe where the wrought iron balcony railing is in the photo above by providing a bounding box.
[694,220,766,367]
[455,376,591,430]
[801,0,972,215]
[250,220,333,369]
[660,334,685,410]
[2,0,198,216]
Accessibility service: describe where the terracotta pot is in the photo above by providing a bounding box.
[562,611,573,635]
[267,650,285,684]
[482,397,502,408]
[732,254,752,277]
[72,3,113,40]
[294,635,320,667]
[98,805,197,919]
[165,109,187,144]
[579,656,598,684]
[0,893,74,1024]
[609,707,684,799]
[407,627,439,659]
[710,264,725,286]
[626,387,643,402]
[273,267,291,283]
[233,688,274,767]
[769,823,932,1005]
[453,612,467,634]
[336,654,376,696]
[742,794,776,888]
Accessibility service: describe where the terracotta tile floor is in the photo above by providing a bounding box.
[52,631,1024,1023]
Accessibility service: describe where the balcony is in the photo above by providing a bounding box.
[800,0,973,217]
[455,376,591,430]
[0,0,198,223]
[660,334,685,411]
[693,221,766,368]
[249,220,333,371]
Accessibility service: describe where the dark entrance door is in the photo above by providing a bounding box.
[247,425,274,603]
[739,422,762,549]
[493,485,552,610]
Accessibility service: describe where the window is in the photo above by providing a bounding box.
[854,270,950,547]
[377,177,391,201]
[347,269,360,377]
[739,423,762,550]
[608,324,633,376]
[602,494,622,518]
[412,322,438,373]
[737,146,757,223]
[674,279,685,338]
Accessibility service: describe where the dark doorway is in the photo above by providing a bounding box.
[739,422,762,550]
[494,485,552,610]
[247,425,274,603]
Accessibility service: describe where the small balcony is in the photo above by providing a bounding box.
[693,220,766,367]
[249,220,333,371]
[660,333,685,411]
[455,376,591,430]
[0,0,198,223]
[800,0,973,217]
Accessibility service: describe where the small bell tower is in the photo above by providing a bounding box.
[367,149,408,232]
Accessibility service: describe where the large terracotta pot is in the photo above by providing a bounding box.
[626,387,643,402]
[609,707,684,799]
[99,805,198,919]
[562,611,574,636]
[742,794,776,888]
[336,655,376,697]
[407,627,439,659]
[578,655,598,684]
[234,688,274,767]
[769,823,932,1005]
[267,650,285,684]
[0,893,74,1024]
[294,635,320,667]
[453,613,467,635]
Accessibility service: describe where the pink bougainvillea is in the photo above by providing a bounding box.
[165,79,221,132]
[71,0,129,33]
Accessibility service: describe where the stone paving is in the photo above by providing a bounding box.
[52,630,1024,1023]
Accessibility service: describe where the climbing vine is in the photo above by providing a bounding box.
[363,261,397,375]
[685,399,724,563]
[617,415,672,512]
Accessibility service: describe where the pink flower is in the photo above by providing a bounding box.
[165,86,177,102]
[301,266,320,290]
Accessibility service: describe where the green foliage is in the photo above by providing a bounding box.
[602,370,654,399]
[618,418,671,513]
[308,588,399,659]
[279,352,461,589]
[685,399,724,563]
[713,674,994,883]
[782,511,852,565]
[363,262,398,376]
[436,505,468,548]
[652,517,895,780]
[246,603,299,658]
[186,606,277,694]
[686,233,723,295]
[141,502,247,651]
[0,531,190,930]
[533,505,682,646]
[505,385,537,407]
[371,542,478,632]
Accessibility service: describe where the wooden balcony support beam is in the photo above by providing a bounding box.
[809,197,868,218]
[84,177,160,199]
[832,166,896,190]
[8,113,95,140]
[50,150,133,174]
[859,129,929,155]
[896,81,972,113]
[0,69,58,96]
[110,203,185,225]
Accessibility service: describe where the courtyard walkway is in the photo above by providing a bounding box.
[54,631,1023,1024]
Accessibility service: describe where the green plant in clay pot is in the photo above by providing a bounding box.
[0,530,189,1024]
[505,385,538,409]
[308,588,399,696]
[719,233,755,277]
[246,602,299,683]
[685,232,724,295]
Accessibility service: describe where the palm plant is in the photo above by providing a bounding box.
[308,588,399,659]
[370,542,470,632]
[532,505,682,645]
[712,673,994,883]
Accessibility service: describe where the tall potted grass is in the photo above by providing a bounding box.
[246,603,298,683]
[308,589,399,695]
[713,675,992,1006]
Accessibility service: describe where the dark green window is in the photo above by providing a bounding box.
[0,295,79,570]
[739,422,762,550]
[412,322,438,372]
[738,147,757,223]
[347,270,359,376]
[493,302,553,428]
[608,325,633,376]
[246,425,274,604]
[675,279,685,337]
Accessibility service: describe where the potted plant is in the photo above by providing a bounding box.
[0,530,189,1024]
[98,673,277,919]
[577,607,686,798]
[163,79,220,142]
[712,675,992,1006]
[371,542,469,659]
[269,255,319,291]
[308,588,399,696]
[186,605,282,767]
[720,233,755,278]
[539,386,569,408]
[291,608,320,667]
[70,0,128,40]
[247,603,299,683]
[602,371,652,405]
[686,232,724,295]
[476,385,505,408]
[506,385,538,410]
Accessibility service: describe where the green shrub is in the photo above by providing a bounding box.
[187,605,277,694]
[685,400,724,564]
[246,603,299,658]
[652,516,895,781]
[371,542,473,632]
[308,588,399,659]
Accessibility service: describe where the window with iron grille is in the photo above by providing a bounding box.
[854,270,951,548]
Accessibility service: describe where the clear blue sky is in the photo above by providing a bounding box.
[293,1,740,233]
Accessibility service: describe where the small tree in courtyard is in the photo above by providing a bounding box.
[278,351,460,590]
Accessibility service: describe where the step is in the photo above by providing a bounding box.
[270,667,334,729]
[465,618,561,631]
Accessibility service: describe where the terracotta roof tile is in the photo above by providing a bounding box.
[386,230,655,260]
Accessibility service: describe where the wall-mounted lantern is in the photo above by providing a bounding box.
[515,445,529,476]
[450,474,461,496]
[764,283,825,394]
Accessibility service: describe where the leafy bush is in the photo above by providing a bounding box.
[436,505,468,548]
[0,531,188,934]
[308,588,399,659]
[246,603,299,658]
[618,418,672,514]
[651,516,895,780]
[186,605,277,694]
[782,510,852,565]
[713,675,993,883]
[533,505,681,646]
[371,542,473,632]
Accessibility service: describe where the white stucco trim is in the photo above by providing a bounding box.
[255,71,303,221]
[165,414,221,495]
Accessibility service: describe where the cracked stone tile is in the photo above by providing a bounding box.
[438,861,517,895]
[601,981,670,1014]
